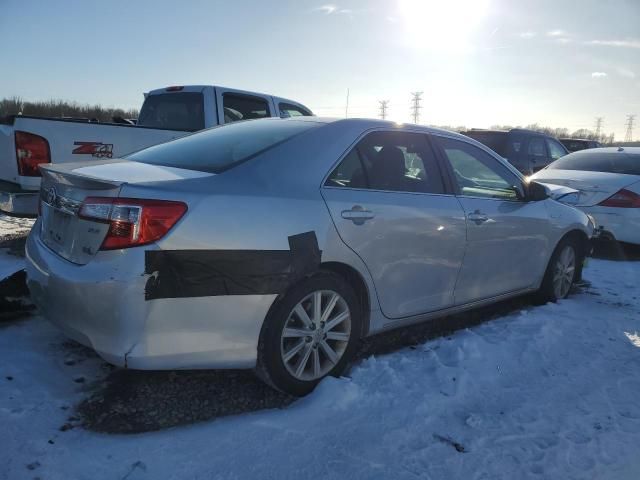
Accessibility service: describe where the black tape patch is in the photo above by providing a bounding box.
[144,231,321,300]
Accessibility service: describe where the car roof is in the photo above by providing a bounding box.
[304,117,470,138]
[562,146,640,158]
[559,138,598,142]
[463,128,554,137]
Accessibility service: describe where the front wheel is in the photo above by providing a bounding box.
[536,238,581,303]
[255,272,361,396]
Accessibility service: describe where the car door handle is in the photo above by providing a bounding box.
[341,206,374,224]
[467,211,488,224]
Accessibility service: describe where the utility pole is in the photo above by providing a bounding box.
[345,88,350,118]
[594,117,604,140]
[624,114,636,142]
[410,91,423,124]
[378,100,389,120]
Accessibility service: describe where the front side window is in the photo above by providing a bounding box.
[325,131,445,194]
[223,94,270,123]
[279,103,312,118]
[528,137,547,159]
[437,137,522,200]
[546,139,567,161]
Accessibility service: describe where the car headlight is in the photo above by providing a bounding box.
[586,214,597,230]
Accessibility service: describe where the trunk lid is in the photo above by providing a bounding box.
[38,160,211,264]
[531,169,640,207]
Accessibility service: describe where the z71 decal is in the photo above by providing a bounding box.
[72,141,114,158]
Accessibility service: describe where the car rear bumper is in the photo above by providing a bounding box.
[0,181,38,216]
[25,226,275,369]
[581,206,640,245]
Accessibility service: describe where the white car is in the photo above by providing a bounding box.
[531,147,640,245]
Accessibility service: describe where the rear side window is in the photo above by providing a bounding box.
[137,93,205,131]
[279,103,312,118]
[127,119,320,173]
[223,94,270,123]
[547,151,640,175]
[325,131,445,194]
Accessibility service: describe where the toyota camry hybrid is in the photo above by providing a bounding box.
[25,117,594,395]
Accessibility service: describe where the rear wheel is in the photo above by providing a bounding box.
[256,272,361,396]
[536,238,580,303]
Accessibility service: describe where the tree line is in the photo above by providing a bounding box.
[0,97,139,123]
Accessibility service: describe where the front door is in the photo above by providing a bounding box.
[433,135,551,304]
[322,130,467,319]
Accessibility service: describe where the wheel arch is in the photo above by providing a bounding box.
[319,261,371,338]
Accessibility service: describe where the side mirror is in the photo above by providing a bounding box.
[525,181,549,202]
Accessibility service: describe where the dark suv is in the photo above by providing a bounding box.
[461,128,569,175]
[559,138,602,152]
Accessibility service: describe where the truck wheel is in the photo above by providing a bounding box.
[256,272,361,396]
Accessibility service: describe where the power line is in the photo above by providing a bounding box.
[378,100,389,120]
[625,114,636,142]
[410,91,423,124]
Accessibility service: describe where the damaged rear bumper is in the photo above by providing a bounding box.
[24,226,275,370]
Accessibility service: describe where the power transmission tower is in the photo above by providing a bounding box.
[378,100,389,120]
[594,117,604,139]
[625,114,636,142]
[410,92,423,124]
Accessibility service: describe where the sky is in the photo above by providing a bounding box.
[1,0,639,139]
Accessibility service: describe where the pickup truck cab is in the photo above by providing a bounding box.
[0,85,312,216]
[462,128,569,175]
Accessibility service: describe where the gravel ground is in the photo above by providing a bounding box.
[76,295,531,434]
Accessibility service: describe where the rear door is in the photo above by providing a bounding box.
[433,135,551,304]
[322,130,467,319]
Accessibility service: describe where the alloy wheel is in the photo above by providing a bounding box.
[280,290,351,381]
[553,245,576,299]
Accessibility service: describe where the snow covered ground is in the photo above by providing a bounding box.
[2,216,640,479]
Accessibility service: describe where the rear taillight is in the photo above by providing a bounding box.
[15,131,51,176]
[78,197,187,250]
[598,189,640,208]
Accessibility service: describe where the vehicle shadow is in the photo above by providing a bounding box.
[77,295,532,434]
[591,241,640,261]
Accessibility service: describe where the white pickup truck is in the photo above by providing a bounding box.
[0,85,312,216]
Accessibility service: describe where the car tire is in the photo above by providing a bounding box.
[535,237,582,303]
[255,271,362,396]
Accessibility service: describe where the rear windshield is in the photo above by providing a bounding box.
[463,132,509,157]
[547,151,640,175]
[127,119,321,173]
[137,92,204,131]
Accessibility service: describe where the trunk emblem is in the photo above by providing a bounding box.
[45,186,57,206]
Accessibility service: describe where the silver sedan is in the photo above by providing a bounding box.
[25,117,593,395]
